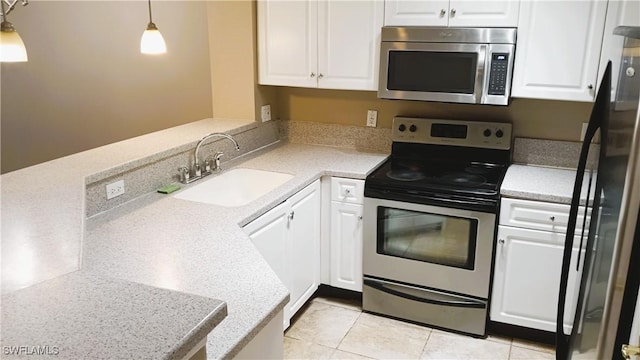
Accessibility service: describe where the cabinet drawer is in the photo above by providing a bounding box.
[500,198,590,234]
[331,177,364,204]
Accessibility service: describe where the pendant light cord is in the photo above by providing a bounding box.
[147,0,153,24]
[1,1,7,22]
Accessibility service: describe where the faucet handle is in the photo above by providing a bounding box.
[213,152,224,171]
[179,166,190,183]
[203,157,213,173]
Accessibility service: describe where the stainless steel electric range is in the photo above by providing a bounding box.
[362,117,512,337]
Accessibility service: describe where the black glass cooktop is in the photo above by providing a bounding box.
[366,156,506,198]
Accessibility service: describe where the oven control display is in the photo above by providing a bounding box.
[431,123,468,139]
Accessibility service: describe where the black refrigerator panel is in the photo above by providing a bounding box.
[557,27,640,360]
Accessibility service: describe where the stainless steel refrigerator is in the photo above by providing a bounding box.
[556,26,640,360]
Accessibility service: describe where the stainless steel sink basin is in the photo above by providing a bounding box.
[173,168,294,207]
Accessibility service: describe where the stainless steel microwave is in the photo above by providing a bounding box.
[378,27,516,106]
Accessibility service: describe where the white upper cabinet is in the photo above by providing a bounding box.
[318,1,383,90]
[384,0,450,26]
[257,0,317,88]
[258,0,383,91]
[511,0,608,102]
[384,0,519,27]
[597,0,640,93]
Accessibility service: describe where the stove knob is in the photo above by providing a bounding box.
[409,125,417,132]
[496,129,504,138]
[398,124,406,132]
[483,129,492,137]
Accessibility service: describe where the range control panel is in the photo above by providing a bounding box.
[392,117,512,150]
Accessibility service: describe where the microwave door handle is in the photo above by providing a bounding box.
[475,44,488,104]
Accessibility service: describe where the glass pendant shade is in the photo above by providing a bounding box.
[140,23,166,55]
[0,21,27,62]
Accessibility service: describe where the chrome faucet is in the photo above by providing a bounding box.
[179,132,240,184]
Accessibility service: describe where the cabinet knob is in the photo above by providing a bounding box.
[450,8,456,17]
[588,84,594,90]
[498,239,505,244]
[318,73,324,79]
[358,216,363,221]
[289,211,295,221]
[550,216,556,222]
[310,72,316,78]
[440,9,446,17]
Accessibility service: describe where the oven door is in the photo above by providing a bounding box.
[378,42,487,104]
[363,197,496,299]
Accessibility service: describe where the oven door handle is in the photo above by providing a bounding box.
[363,279,485,309]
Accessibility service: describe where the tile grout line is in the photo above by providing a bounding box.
[419,328,434,358]
[334,310,364,353]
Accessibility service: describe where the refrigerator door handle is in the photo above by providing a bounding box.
[556,61,612,360]
[576,172,594,271]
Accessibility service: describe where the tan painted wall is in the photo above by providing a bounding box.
[275,87,593,142]
[207,0,278,122]
[1,1,213,173]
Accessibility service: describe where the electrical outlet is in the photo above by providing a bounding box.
[261,104,272,122]
[106,180,125,200]
[581,122,588,141]
[366,110,377,127]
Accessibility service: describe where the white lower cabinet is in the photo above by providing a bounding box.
[490,198,586,333]
[330,201,363,292]
[329,178,365,292]
[243,180,321,329]
[490,225,584,333]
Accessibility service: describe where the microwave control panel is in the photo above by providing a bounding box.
[488,53,509,95]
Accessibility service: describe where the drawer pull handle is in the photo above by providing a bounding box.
[550,216,556,222]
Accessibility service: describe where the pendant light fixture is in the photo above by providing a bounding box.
[0,0,28,62]
[140,0,166,55]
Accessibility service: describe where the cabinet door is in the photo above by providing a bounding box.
[317,0,383,90]
[330,201,363,292]
[448,1,519,27]
[243,201,290,291]
[597,0,640,94]
[257,0,318,87]
[511,0,607,102]
[384,0,449,26]
[490,225,584,333]
[287,180,321,318]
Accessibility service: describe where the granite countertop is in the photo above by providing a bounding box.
[501,164,593,205]
[1,117,388,359]
[1,272,227,360]
[82,142,388,358]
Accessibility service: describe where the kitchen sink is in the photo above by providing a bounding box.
[173,168,294,207]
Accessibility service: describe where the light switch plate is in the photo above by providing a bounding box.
[106,180,125,200]
[261,105,272,122]
[366,110,377,127]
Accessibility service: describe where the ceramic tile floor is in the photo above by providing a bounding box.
[284,296,556,360]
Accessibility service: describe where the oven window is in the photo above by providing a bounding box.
[387,51,477,94]
[377,207,478,270]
